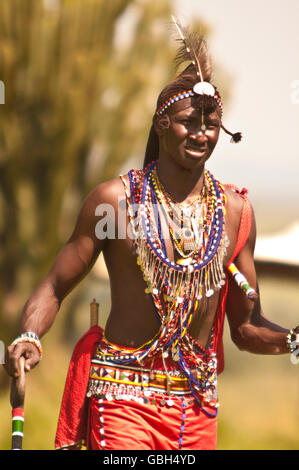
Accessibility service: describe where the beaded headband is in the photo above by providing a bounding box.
[156,88,224,116]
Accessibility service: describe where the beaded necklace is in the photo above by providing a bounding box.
[132,163,228,299]
[150,169,215,262]
[150,169,205,260]
[100,161,228,415]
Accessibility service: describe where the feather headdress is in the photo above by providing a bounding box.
[171,16,214,94]
[170,16,242,143]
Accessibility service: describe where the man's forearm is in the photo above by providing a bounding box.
[20,279,61,338]
[232,321,289,355]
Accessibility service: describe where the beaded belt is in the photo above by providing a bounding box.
[86,357,218,408]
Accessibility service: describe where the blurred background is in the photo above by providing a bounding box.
[0,0,298,450]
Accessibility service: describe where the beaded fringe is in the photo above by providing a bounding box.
[136,233,228,301]
[87,379,218,408]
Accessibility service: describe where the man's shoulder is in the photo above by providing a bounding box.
[224,185,245,215]
[87,176,126,205]
[223,183,253,232]
[82,168,144,210]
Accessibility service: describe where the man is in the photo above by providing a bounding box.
[5,21,299,450]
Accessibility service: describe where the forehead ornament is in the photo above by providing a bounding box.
[193,82,215,96]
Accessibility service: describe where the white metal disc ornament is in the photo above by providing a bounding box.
[193,82,215,96]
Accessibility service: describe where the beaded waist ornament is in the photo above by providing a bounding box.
[87,353,218,409]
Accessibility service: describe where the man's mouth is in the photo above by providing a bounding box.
[185,143,207,157]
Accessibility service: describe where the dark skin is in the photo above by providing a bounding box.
[5,97,290,378]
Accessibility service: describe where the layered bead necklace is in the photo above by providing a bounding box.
[131,162,228,301]
[108,161,229,414]
[150,168,205,261]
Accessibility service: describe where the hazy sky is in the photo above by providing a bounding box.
[175,0,299,232]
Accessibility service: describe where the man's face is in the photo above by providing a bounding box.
[157,98,221,170]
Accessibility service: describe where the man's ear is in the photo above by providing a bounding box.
[154,114,170,136]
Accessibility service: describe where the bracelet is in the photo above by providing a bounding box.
[286,326,299,354]
[11,332,43,359]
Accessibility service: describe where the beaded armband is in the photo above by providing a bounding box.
[286,327,299,353]
[227,263,258,301]
[11,332,43,359]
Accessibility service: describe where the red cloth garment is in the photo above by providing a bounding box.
[87,337,218,450]
[89,395,217,450]
[55,325,103,449]
[215,188,252,374]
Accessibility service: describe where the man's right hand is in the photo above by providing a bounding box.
[4,342,41,378]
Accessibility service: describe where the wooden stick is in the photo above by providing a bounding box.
[10,356,26,450]
[90,298,99,327]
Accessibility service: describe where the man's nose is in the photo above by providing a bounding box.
[189,129,207,143]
